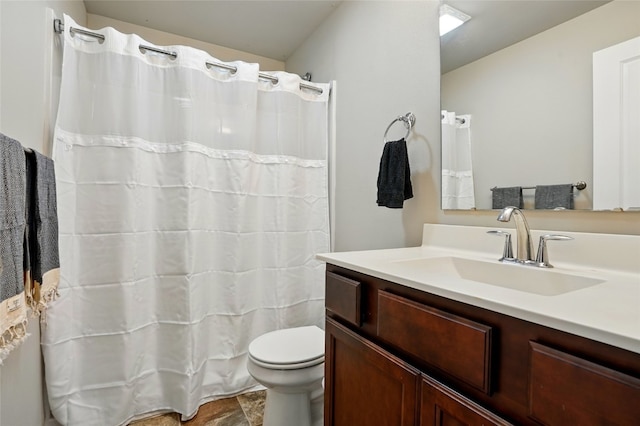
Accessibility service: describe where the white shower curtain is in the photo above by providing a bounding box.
[41,15,330,426]
[441,111,475,209]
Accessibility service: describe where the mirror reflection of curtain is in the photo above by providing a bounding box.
[441,111,475,209]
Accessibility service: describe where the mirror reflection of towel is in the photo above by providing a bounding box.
[377,138,413,208]
[492,186,523,209]
[535,184,574,209]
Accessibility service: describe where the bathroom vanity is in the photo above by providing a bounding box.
[319,225,640,425]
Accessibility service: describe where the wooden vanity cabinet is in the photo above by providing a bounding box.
[324,264,640,426]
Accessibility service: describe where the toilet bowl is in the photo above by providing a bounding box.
[247,326,325,426]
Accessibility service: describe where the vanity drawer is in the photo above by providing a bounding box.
[326,271,361,327]
[377,290,493,394]
[528,341,640,425]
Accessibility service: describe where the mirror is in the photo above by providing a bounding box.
[440,0,639,211]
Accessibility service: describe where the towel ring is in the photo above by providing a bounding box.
[383,112,416,143]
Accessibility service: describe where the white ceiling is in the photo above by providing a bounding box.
[441,0,610,73]
[84,0,611,69]
[83,0,342,61]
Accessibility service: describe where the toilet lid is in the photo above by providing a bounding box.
[249,326,324,366]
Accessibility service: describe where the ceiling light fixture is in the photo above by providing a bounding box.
[440,4,471,36]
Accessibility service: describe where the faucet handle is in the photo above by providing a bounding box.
[535,234,573,268]
[487,230,514,261]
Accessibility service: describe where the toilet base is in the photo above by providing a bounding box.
[263,389,312,426]
[260,379,324,426]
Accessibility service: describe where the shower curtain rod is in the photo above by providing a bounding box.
[441,113,466,124]
[53,19,324,95]
[204,61,323,94]
[490,181,587,191]
[53,18,104,41]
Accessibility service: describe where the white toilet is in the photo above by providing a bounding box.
[247,325,325,426]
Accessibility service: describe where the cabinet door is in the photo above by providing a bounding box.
[325,318,420,426]
[529,341,640,425]
[420,375,512,426]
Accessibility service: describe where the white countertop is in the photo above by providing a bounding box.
[318,224,640,354]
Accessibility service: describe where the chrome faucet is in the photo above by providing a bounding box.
[493,206,573,268]
[496,206,534,263]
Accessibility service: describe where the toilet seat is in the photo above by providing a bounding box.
[249,354,324,370]
[248,326,324,370]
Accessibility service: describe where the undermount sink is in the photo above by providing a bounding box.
[390,256,604,296]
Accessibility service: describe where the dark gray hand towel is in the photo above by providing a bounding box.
[377,138,413,208]
[23,150,60,313]
[30,151,59,283]
[492,186,523,209]
[0,133,26,303]
[535,184,574,209]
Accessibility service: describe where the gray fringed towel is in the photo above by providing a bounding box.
[24,150,60,314]
[492,186,523,209]
[535,184,574,210]
[0,133,28,362]
[377,138,413,208]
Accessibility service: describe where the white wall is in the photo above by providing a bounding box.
[442,0,640,210]
[289,0,640,244]
[287,1,442,251]
[1,1,85,153]
[0,2,86,425]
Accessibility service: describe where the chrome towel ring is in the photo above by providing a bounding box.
[383,112,416,143]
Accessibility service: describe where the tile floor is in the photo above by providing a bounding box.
[129,390,266,426]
